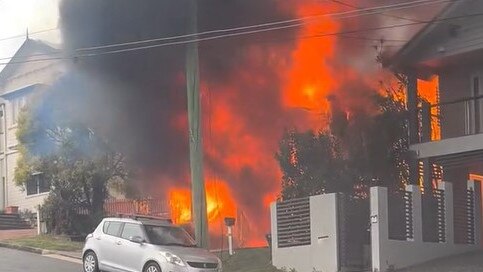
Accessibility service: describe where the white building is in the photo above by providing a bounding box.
[0,38,65,212]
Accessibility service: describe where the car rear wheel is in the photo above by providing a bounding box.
[144,262,161,272]
[83,251,99,272]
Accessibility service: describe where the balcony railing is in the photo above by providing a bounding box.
[418,95,483,143]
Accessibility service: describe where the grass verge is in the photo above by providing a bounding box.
[220,247,282,272]
[4,235,83,252]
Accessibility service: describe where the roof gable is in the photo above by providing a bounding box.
[388,0,483,72]
[0,39,60,88]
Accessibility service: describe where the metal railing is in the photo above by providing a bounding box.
[74,198,169,217]
[418,95,483,143]
[276,197,311,248]
[388,190,413,241]
[422,188,446,243]
[454,188,476,244]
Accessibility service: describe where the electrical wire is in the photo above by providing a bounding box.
[2,7,482,66]
[76,0,457,52]
[328,0,424,23]
[0,0,458,63]
[0,27,59,42]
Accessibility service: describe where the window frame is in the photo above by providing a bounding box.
[119,223,146,241]
[25,173,50,196]
[104,221,123,237]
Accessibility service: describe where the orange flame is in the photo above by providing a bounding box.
[168,180,236,227]
[418,75,441,140]
[283,2,340,119]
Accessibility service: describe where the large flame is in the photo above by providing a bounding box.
[418,75,441,140]
[168,179,236,226]
[167,1,345,247]
[167,0,404,247]
[283,2,340,118]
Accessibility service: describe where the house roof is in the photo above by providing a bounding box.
[386,1,468,72]
[0,38,60,89]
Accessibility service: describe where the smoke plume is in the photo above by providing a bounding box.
[50,0,446,245]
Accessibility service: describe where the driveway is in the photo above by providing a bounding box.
[0,247,81,272]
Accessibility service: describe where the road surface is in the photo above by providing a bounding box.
[0,247,81,272]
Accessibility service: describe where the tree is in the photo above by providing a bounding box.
[276,91,411,200]
[15,95,130,234]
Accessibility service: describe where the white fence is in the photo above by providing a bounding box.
[371,181,482,271]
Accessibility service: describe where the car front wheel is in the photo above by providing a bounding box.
[144,262,161,272]
[83,251,99,272]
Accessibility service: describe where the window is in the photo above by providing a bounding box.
[10,96,27,126]
[25,173,50,196]
[121,223,144,240]
[26,179,38,196]
[103,222,110,233]
[144,225,196,247]
[106,221,122,236]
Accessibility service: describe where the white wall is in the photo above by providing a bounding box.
[0,45,65,212]
[371,182,482,271]
[271,194,339,272]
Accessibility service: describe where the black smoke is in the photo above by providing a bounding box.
[56,0,297,240]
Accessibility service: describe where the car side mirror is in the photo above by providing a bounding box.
[129,236,144,244]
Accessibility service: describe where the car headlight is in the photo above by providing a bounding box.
[160,252,185,267]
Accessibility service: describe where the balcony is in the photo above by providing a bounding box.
[411,95,483,165]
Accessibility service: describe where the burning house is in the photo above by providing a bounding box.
[0,0,468,252]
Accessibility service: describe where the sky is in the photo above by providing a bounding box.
[0,0,60,70]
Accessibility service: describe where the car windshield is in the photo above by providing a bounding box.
[144,225,196,247]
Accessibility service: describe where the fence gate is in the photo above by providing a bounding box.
[338,193,371,271]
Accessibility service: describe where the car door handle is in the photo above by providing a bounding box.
[116,241,122,245]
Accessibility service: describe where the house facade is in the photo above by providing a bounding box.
[388,0,483,190]
[271,2,483,271]
[0,39,65,212]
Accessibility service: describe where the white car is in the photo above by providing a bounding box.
[82,216,222,272]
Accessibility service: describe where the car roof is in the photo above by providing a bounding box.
[102,217,175,227]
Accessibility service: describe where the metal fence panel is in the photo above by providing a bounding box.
[276,197,311,248]
[388,190,413,241]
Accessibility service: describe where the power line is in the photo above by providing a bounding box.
[0,27,59,42]
[2,7,481,66]
[77,0,457,52]
[327,0,424,23]
[0,0,457,62]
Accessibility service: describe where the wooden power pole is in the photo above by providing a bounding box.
[186,0,209,248]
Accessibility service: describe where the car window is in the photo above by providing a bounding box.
[121,223,144,240]
[103,221,110,233]
[105,221,122,236]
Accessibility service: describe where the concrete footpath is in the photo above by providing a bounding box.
[399,250,483,272]
[0,229,36,240]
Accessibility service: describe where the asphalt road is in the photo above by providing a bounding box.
[0,247,81,272]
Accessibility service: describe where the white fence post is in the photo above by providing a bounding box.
[36,206,41,235]
[371,186,388,272]
[270,202,278,263]
[406,185,422,243]
[438,181,454,244]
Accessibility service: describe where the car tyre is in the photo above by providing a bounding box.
[144,262,162,272]
[83,251,100,272]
